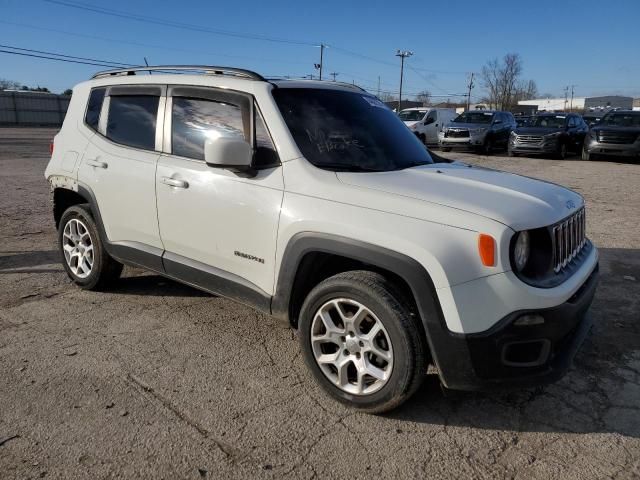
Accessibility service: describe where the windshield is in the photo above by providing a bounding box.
[399,110,427,121]
[599,113,640,127]
[453,112,494,124]
[530,115,567,128]
[272,88,434,171]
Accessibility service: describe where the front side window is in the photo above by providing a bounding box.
[254,105,279,168]
[106,95,159,150]
[273,88,433,172]
[425,110,437,123]
[172,97,247,161]
[85,87,106,131]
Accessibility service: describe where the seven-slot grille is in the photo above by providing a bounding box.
[515,134,543,144]
[552,208,586,273]
[445,129,470,138]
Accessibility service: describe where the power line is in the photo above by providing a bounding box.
[0,43,131,67]
[42,0,319,46]
[0,48,134,68]
[40,0,472,78]
[0,20,313,68]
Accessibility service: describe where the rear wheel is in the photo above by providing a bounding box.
[299,271,427,413]
[58,205,122,290]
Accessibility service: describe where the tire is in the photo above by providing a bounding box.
[441,147,452,152]
[581,146,591,161]
[481,137,493,156]
[556,142,567,160]
[58,204,123,290]
[298,270,427,413]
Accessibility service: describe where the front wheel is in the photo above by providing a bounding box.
[58,205,123,290]
[299,271,427,413]
[481,137,493,155]
[440,147,452,152]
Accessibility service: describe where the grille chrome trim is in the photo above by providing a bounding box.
[552,208,586,273]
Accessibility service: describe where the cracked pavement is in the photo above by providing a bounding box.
[0,128,639,479]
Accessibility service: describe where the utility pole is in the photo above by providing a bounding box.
[396,50,413,113]
[377,76,381,98]
[570,85,576,111]
[564,86,569,111]
[315,43,326,80]
[466,72,475,111]
[330,72,338,81]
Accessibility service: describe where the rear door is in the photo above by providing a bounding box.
[155,85,284,297]
[79,85,165,263]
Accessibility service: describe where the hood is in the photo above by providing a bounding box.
[515,126,562,135]
[337,162,583,230]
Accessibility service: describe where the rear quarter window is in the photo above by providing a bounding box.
[84,88,106,131]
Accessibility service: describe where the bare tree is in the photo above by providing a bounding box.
[0,78,21,90]
[415,90,431,106]
[481,54,533,110]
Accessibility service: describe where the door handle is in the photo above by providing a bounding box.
[86,158,108,169]
[161,176,189,189]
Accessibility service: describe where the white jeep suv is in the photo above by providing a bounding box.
[45,66,599,413]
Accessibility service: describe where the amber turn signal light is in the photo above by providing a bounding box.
[478,234,496,267]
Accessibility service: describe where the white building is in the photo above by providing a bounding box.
[518,97,585,112]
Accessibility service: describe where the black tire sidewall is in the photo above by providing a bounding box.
[299,276,421,411]
[58,205,107,289]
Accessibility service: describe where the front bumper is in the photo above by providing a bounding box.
[439,133,486,148]
[585,138,640,158]
[509,137,559,154]
[425,264,599,391]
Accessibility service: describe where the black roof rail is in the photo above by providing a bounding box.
[91,65,266,81]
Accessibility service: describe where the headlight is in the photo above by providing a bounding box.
[513,231,530,271]
[544,132,562,139]
[510,131,517,138]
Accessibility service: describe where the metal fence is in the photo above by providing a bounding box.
[0,91,71,126]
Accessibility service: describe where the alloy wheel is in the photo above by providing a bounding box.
[310,298,394,395]
[62,218,94,278]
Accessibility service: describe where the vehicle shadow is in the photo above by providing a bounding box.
[0,250,61,274]
[111,274,212,298]
[389,247,640,438]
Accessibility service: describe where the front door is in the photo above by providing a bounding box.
[155,86,284,298]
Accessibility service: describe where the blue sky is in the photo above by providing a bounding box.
[2,0,639,100]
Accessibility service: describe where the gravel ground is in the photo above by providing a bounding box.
[0,127,639,479]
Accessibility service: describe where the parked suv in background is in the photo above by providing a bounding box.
[509,113,588,159]
[440,110,517,155]
[45,66,598,413]
[399,107,457,146]
[582,110,640,161]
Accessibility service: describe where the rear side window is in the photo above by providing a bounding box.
[172,96,247,160]
[85,88,106,131]
[106,95,159,150]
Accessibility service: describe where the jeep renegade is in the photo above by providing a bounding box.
[45,66,599,413]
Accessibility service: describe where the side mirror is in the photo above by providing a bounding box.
[424,117,435,125]
[204,137,253,172]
